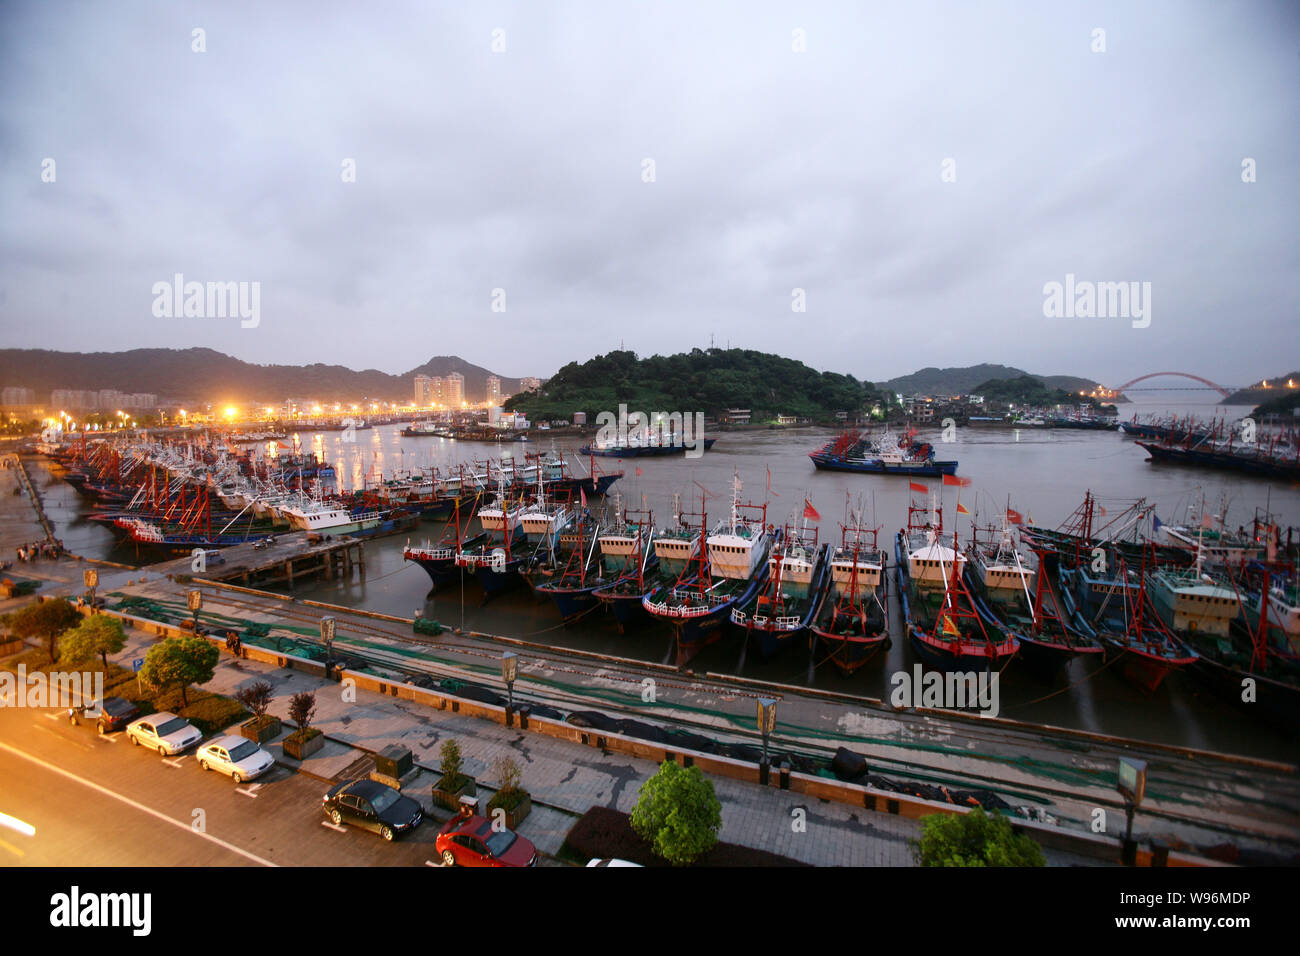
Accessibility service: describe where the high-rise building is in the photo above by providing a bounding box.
[1,387,36,406]
[486,375,502,405]
[519,376,543,392]
[445,372,464,407]
[414,375,431,405]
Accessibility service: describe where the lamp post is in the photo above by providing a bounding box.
[320,616,336,675]
[1116,756,1147,866]
[757,698,777,785]
[502,651,518,725]
[186,588,202,631]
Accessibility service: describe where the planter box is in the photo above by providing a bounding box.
[240,715,282,744]
[283,729,324,760]
[489,792,532,829]
[0,639,25,657]
[431,776,476,812]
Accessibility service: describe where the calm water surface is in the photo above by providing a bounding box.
[35,395,1300,763]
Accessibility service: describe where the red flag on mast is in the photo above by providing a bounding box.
[942,474,972,487]
[908,481,927,495]
[802,498,820,522]
[1006,508,1023,525]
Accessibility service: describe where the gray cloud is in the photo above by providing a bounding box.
[1,0,1296,389]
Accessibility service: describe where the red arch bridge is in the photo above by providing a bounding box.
[1107,372,1236,399]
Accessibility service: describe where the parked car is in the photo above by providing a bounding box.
[196,734,275,783]
[125,713,202,755]
[68,696,139,734]
[436,814,537,867]
[322,779,422,842]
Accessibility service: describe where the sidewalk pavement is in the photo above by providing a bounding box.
[107,628,1097,867]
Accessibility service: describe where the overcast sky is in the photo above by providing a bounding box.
[1,1,1296,388]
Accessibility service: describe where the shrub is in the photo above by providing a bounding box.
[234,680,274,725]
[913,808,1046,867]
[487,756,525,813]
[4,599,80,663]
[177,691,249,736]
[437,738,469,792]
[58,614,127,669]
[630,760,722,866]
[138,636,219,708]
[288,690,317,730]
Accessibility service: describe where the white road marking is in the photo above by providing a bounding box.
[100,734,118,743]
[425,859,442,867]
[42,711,61,722]
[163,756,186,767]
[237,784,261,799]
[0,740,278,866]
[320,821,347,833]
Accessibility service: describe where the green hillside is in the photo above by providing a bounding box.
[503,348,889,423]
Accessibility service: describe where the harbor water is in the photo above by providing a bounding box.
[32,395,1300,764]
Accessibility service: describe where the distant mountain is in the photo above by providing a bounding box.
[0,348,533,405]
[878,364,1124,401]
[1224,371,1300,406]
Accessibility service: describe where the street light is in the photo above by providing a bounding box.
[320,616,336,674]
[501,651,518,718]
[757,698,777,784]
[1116,757,1147,866]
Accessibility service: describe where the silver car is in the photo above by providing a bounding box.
[126,712,202,755]
[196,734,275,783]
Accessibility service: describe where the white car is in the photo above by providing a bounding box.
[196,735,275,783]
[126,713,202,755]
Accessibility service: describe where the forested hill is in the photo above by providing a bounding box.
[503,349,888,423]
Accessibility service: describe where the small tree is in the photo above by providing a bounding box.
[913,808,1045,867]
[288,690,317,733]
[630,760,722,866]
[439,738,466,790]
[234,680,274,726]
[6,598,81,663]
[59,614,127,670]
[488,755,523,810]
[138,636,219,709]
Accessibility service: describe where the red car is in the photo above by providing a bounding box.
[436,814,537,867]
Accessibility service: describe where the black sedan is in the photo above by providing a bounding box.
[322,779,423,841]
[69,696,140,734]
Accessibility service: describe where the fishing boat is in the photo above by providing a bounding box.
[895,497,1018,673]
[808,518,889,676]
[455,481,528,601]
[643,472,773,666]
[1058,548,1197,693]
[578,435,716,457]
[535,508,608,622]
[964,519,1103,678]
[731,516,829,660]
[593,499,692,632]
[1155,501,1261,570]
[403,497,489,592]
[1150,544,1300,723]
[809,427,958,477]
